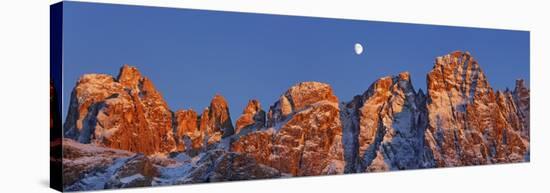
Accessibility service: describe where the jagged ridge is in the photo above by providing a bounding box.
[62,51,529,191]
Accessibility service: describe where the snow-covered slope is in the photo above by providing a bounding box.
[62,139,281,191]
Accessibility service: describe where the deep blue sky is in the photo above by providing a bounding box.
[62,2,529,122]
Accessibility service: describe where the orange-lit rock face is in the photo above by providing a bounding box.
[235,99,266,134]
[267,82,339,127]
[172,95,237,152]
[175,110,198,137]
[63,65,176,155]
[199,95,235,146]
[232,82,345,176]
[424,51,529,166]
[174,109,201,151]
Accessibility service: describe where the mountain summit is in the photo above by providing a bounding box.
[63,65,176,155]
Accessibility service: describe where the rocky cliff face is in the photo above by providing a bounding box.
[341,72,434,172]
[235,99,266,134]
[512,79,530,139]
[198,95,235,146]
[337,52,529,172]
[232,82,345,176]
[62,51,529,190]
[424,51,529,166]
[63,65,176,155]
[174,109,201,152]
[172,95,236,153]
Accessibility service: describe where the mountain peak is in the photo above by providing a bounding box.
[435,50,476,69]
[242,99,262,114]
[117,64,142,88]
[428,50,491,101]
[267,81,339,127]
[200,94,235,140]
[514,79,528,93]
[425,52,528,166]
[64,64,176,155]
[211,94,229,106]
[209,94,231,117]
[361,72,416,101]
[397,71,410,81]
[235,99,266,134]
[234,81,345,176]
[451,50,470,56]
[284,81,338,111]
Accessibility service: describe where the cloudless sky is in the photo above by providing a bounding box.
[61,2,530,122]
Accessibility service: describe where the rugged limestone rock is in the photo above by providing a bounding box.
[172,95,236,153]
[199,94,235,146]
[235,99,266,134]
[341,72,433,172]
[267,82,339,127]
[424,51,529,166]
[232,82,345,176]
[174,109,202,152]
[63,65,176,155]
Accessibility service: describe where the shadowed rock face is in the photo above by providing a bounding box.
[339,51,529,172]
[235,99,266,134]
[341,72,434,172]
[105,154,158,189]
[179,149,282,184]
[512,79,530,139]
[199,94,235,145]
[424,51,529,166]
[63,65,176,155]
[62,139,154,191]
[62,139,280,191]
[232,82,345,176]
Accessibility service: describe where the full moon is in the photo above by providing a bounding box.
[354,43,364,55]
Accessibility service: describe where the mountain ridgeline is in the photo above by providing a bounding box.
[62,51,529,190]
